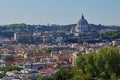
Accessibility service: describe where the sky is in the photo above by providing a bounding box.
[0,0,120,25]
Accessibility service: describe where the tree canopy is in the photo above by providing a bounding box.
[0,66,23,72]
[76,46,120,79]
[101,31,120,40]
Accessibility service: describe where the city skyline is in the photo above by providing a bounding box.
[0,0,120,25]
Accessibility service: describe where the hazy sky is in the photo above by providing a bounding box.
[0,0,120,25]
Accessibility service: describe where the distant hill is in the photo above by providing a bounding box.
[0,23,120,38]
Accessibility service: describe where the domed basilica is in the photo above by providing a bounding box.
[71,14,89,36]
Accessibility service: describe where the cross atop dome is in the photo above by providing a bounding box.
[81,14,84,19]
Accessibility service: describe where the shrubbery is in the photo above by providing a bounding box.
[0,66,23,72]
[101,31,120,39]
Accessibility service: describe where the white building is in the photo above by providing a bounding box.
[0,60,5,67]
[14,32,33,43]
[24,62,53,70]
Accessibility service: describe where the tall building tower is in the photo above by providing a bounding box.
[75,14,89,33]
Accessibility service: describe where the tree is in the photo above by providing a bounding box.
[39,47,52,53]
[96,46,120,79]
[75,46,120,79]
[0,66,23,72]
[100,31,120,40]
[53,68,74,80]
[38,76,52,80]
[72,69,90,80]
